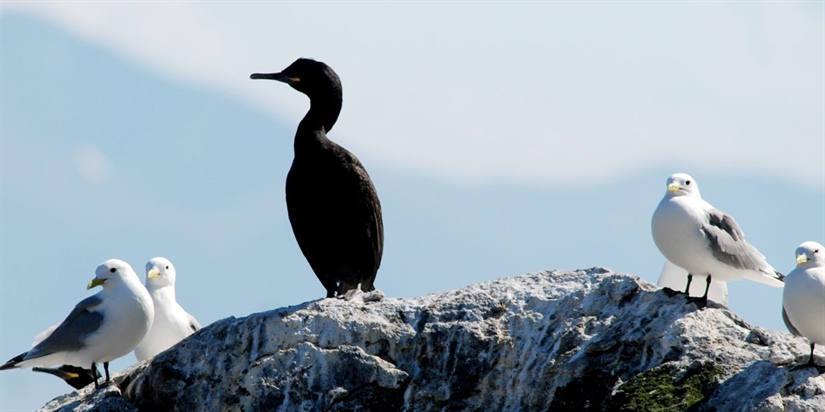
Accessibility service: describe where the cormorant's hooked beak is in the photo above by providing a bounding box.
[87,277,106,289]
[797,253,809,265]
[250,72,300,84]
[667,183,681,193]
[147,268,160,279]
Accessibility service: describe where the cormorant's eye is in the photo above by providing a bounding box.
[109,268,117,273]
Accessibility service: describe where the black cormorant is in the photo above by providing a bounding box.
[251,58,383,298]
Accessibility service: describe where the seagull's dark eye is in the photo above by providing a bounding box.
[686,180,691,185]
[166,266,169,270]
[109,268,116,273]
[816,249,820,254]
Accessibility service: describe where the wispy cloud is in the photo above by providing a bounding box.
[2,2,821,188]
[74,145,111,184]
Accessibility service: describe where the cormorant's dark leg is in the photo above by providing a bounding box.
[684,273,693,295]
[103,362,110,384]
[336,280,360,298]
[360,274,376,292]
[92,363,100,389]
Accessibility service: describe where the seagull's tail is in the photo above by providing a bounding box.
[0,352,26,370]
[746,269,784,288]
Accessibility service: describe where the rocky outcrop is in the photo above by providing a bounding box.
[39,268,825,411]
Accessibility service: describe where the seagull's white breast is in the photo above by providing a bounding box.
[783,266,825,344]
[134,287,197,361]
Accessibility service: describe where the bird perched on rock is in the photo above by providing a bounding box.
[134,257,201,361]
[251,58,384,298]
[782,241,825,369]
[651,173,783,305]
[0,259,154,388]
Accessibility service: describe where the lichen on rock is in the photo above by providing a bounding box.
[610,361,723,411]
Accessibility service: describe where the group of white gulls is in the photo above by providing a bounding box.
[653,172,825,370]
[1,172,823,394]
[0,257,199,389]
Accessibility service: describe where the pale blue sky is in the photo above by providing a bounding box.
[3,2,822,187]
[1,3,823,410]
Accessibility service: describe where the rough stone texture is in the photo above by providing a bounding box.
[38,373,140,412]
[39,268,825,411]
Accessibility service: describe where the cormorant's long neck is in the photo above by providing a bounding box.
[294,89,342,154]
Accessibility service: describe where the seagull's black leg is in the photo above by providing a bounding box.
[103,362,111,384]
[807,342,816,367]
[686,275,710,308]
[91,362,100,389]
[663,272,693,298]
[790,342,824,372]
[702,275,711,301]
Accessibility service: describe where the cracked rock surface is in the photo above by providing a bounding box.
[39,268,825,411]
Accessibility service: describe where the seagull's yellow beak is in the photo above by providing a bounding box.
[87,277,106,289]
[667,183,680,193]
[797,254,809,265]
[147,268,160,279]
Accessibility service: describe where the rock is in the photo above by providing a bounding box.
[38,376,139,412]
[38,268,825,411]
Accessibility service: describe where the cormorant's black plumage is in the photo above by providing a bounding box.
[251,58,383,298]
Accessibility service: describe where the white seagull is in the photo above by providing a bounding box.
[134,257,201,361]
[0,259,153,388]
[782,241,825,368]
[651,173,783,305]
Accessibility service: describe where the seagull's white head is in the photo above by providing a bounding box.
[145,257,177,289]
[89,259,138,291]
[664,173,701,198]
[794,241,824,268]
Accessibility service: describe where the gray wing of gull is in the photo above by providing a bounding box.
[701,209,775,275]
[24,295,104,361]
